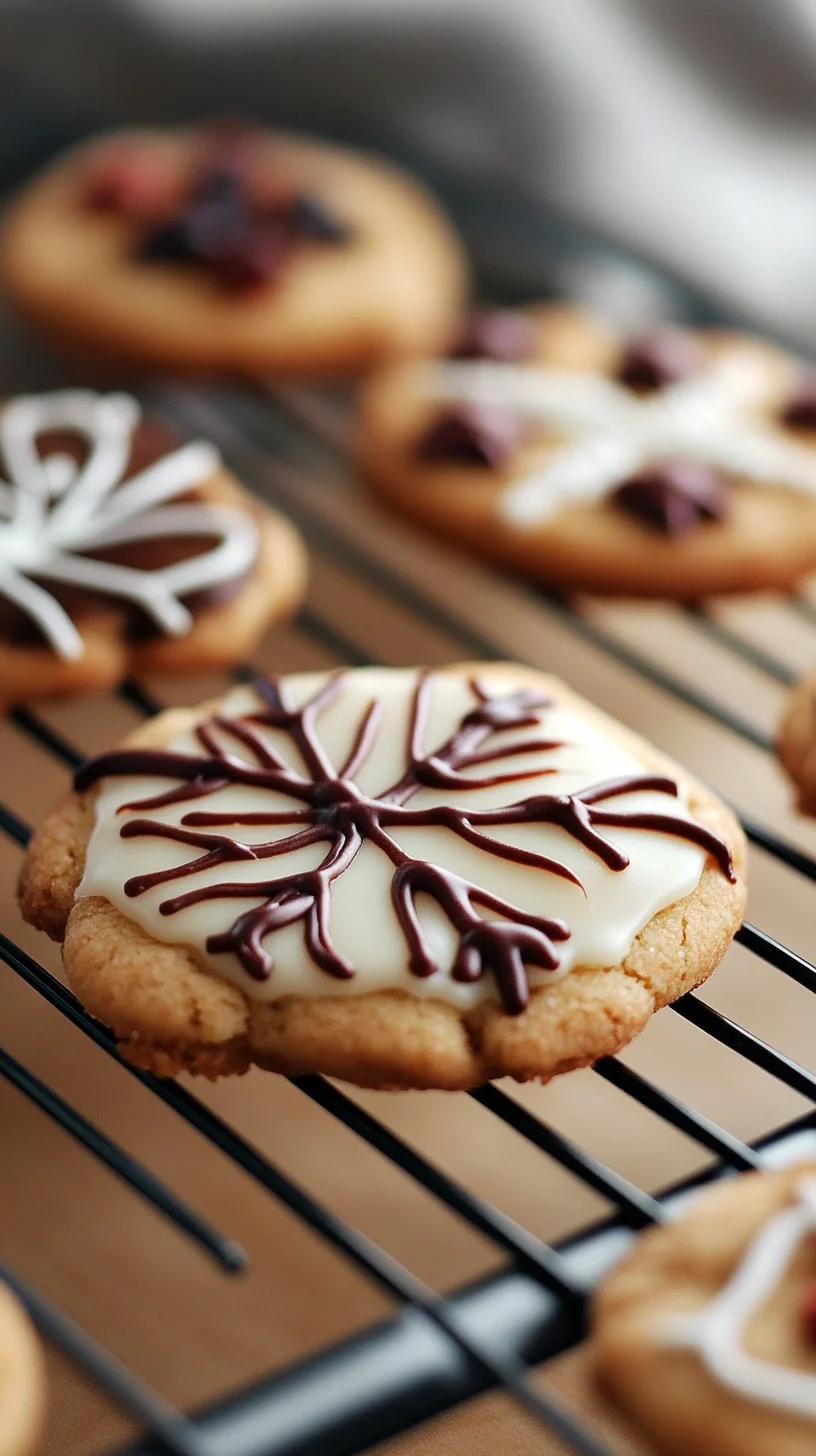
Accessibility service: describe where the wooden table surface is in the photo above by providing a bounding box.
[4,365,816,1456]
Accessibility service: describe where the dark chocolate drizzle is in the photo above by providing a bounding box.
[75,672,735,1014]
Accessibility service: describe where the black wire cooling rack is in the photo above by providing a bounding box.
[3,370,816,1456]
[5,86,816,1456]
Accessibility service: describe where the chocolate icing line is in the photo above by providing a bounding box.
[75,672,735,1014]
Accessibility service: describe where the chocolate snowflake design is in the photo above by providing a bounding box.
[432,348,816,525]
[0,390,258,660]
[76,672,735,1014]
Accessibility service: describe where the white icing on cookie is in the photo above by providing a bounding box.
[0,390,258,659]
[428,350,816,524]
[662,1178,816,1421]
[77,667,720,1010]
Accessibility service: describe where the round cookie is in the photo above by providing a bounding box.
[19,663,745,1088]
[592,1163,816,1456]
[0,1281,45,1456]
[778,670,816,814]
[1,124,468,376]
[359,303,816,597]
[0,386,306,701]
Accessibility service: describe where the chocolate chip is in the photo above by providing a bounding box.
[148,206,237,267]
[289,193,350,243]
[214,219,290,291]
[449,310,536,362]
[416,404,523,468]
[611,459,729,535]
[617,330,702,393]
[192,166,245,207]
[139,221,186,264]
[138,151,348,289]
[781,374,816,429]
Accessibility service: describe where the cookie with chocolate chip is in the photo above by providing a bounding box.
[0,1281,44,1456]
[19,662,745,1087]
[0,387,306,702]
[592,1163,816,1456]
[359,303,816,597]
[1,124,467,376]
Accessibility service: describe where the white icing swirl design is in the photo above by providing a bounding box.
[0,390,258,659]
[662,1178,816,1421]
[77,667,725,1011]
[428,351,816,524]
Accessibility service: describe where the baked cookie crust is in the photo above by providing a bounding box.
[19,664,746,1089]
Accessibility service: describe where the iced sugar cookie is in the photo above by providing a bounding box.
[1,122,468,376]
[0,387,306,701]
[359,303,816,597]
[593,1164,816,1456]
[0,1282,44,1456]
[19,663,745,1087]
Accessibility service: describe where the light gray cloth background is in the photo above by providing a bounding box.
[4,0,816,338]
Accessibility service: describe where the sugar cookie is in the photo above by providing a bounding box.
[2,123,468,376]
[20,663,745,1087]
[0,387,306,701]
[359,304,816,597]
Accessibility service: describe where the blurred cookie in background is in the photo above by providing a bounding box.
[0,386,307,702]
[0,120,468,377]
[592,1165,816,1456]
[359,302,816,598]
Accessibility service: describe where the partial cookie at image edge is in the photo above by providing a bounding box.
[592,1162,816,1456]
[0,1282,45,1456]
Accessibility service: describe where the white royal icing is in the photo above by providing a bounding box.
[427,348,816,525]
[78,667,716,1009]
[0,390,259,659]
[661,1178,816,1421]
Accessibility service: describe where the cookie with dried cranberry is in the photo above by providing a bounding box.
[0,1281,44,1456]
[1,123,467,376]
[0,386,306,702]
[19,662,744,1087]
[592,1163,816,1456]
[359,302,816,597]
